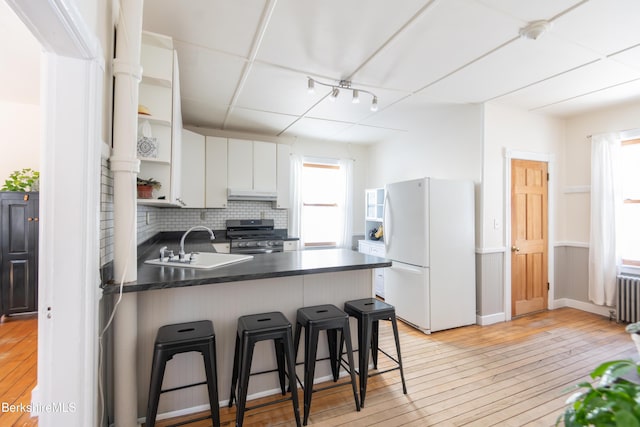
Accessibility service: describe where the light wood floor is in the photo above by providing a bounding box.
[150,308,635,427]
[0,314,38,427]
[0,308,634,427]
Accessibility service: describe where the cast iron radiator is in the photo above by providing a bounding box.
[617,275,640,323]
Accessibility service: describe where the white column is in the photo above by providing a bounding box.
[110,0,144,425]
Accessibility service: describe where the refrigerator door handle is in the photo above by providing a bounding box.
[390,262,423,275]
[383,190,391,252]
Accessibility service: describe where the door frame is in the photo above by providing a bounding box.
[4,1,104,426]
[504,150,555,322]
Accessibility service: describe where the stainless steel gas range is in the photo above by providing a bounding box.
[225,219,284,254]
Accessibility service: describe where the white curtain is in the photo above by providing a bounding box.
[589,132,621,306]
[337,158,354,249]
[289,153,304,247]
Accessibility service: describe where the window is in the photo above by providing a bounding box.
[620,138,640,266]
[301,161,342,247]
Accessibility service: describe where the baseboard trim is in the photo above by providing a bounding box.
[476,312,506,326]
[553,298,615,318]
[139,373,339,424]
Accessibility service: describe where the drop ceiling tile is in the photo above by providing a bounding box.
[611,44,640,70]
[181,98,228,129]
[281,117,353,141]
[256,0,428,78]
[332,124,407,145]
[419,33,600,104]
[143,0,267,57]
[354,0,521,91]
[551,0,640,56]
[475,0,582,22]
[533,79,640,117]
[175,41,245,108]
[223,108,297,136]
[235,63,327,116]
[496,59,640,111]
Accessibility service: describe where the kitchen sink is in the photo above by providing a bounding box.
[145,252,253,269]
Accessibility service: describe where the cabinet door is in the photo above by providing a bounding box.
[1,193,38,315]
[181,129,205,208]
[227,139,253,191]
[205,136,228,208]
[253,141,277,192]
[275,144,291,209]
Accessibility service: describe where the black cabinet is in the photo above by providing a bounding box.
[0,192,38,316]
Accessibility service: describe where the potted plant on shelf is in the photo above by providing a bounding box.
[1,168,40,192]
[137,177,161,199]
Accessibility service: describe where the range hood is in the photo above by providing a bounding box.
[227,189,277,201]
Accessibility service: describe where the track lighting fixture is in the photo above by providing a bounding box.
[307,77,379,111]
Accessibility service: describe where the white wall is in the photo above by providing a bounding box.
[561,100,640,244]
[0,101,40,184]
[482,102,565,250]
[0,1,41,186]
[367,104,483,188]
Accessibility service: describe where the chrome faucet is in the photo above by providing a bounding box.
[179,226,216,260]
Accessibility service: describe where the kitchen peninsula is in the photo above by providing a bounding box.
[102,245,390,421]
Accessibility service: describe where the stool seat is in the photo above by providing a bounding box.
[155,320,214,346]
[343,298,407,407]
[229,311,301,427]
[146,320,220,427]
[294,304,360,425]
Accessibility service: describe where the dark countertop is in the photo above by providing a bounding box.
[102,240,390,294]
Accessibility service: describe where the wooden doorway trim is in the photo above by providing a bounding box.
[504,150,555,322]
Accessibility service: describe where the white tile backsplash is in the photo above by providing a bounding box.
[136,201,288,242]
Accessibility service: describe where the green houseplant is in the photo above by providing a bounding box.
[558,359,640,426]
[2,168,40,192]
[136,177,161,199]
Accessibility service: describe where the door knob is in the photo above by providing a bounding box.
[511,246,520,253]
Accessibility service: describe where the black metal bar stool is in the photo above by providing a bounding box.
[146,320,220,427]
[293,304,360,425]
[342,298,407,407]
[228,311,301,427]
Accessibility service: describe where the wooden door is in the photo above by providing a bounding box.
[511,160,548,317]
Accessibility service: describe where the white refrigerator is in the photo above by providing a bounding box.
[383,177,476,333]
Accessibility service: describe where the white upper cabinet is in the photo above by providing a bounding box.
[227,139,254,191]
[180,129,205,208]
[227,139,277,194]
[205,136,228,208]
[180,133,228,208]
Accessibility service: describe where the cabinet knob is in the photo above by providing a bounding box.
[28,217,33,222]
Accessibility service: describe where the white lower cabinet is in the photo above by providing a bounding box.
[358,240,386,298]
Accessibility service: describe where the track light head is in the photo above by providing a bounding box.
[352,89,360,104]
[307,77,315,94]
[371,96,378,112]
[330,87,339,101]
